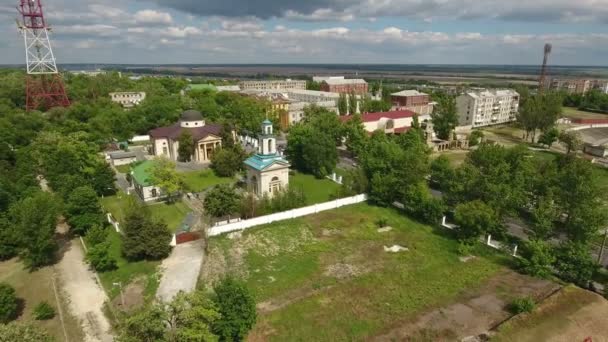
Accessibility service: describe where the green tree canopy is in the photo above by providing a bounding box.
[204,185,240,219]
[122,205,172,261]
[177,131,195,162]
[212,277,257,342]
[431,95,458,140]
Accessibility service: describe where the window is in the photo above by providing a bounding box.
[151,188,158,197]
[267,139,273,153]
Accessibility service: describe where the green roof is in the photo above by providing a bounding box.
[131,160,155,187]
[244,153,290,172]
[187,84,217,91]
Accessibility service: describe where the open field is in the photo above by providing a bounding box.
[0,258,84,341]
[114,164,132,174]
[98,230,160,302]
[200,204,559,341]
[563,107,608,120]
[493,286,608,341]
[290,172,341,204]
[181,169,234,192]
[481,124,526,146]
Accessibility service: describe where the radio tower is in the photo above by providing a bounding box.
[538,43,552,94]
[17,0,70,111]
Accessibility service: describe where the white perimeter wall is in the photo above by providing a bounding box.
[208,194,368,236]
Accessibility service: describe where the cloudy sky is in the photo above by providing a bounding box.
[2,0,608,65]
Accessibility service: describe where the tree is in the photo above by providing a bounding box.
[177,131,195,162]
[66,185,104,236]
[468,130,484,147]
[85,225,109,246]
[122,206,172,261]
[119,290,220,342]
[204,184,240,219]
[343,114,367,156]
[150,157,184,202]
[0,283,18,323]
[431,95,458,140]
[86,242,118,272]
[10,192,61,269]
[286,124,337,178]
[517,93,562,142]
[558,130,582,154]
[219,123,235,149]
[0,216,19,261]
[0,322,53,342]
[213,277,257,342]
[430,155,454,190]
[306,80,321,91]
[538,127,559,148]
[337,93,348,116]
[454,200,499,243]
[348,91,357,114]
[33,302,56,320]
[529,195,558,240]
[554,242,598,287]
[519,240,555,278]
[211,146,246,178]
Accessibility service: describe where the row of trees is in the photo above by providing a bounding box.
[563,89,608,113]
[118,277,256,342]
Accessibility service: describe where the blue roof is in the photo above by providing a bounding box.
[262,119,272,125]
[244,153,290,171]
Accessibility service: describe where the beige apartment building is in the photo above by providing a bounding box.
[456,89,520,128]
[239,79,307,91]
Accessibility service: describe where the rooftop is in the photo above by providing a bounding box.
[340,110,417,123]
[287,89,341,98]
[466,89,520,98]
[244,153,290,172]
[108,151,137,159]
[392,90,429,97]
[131,160,155,187]
[322,78,367,86]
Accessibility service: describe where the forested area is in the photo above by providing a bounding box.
[563,89,608,113]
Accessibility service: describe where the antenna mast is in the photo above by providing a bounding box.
[538,43,552,94]
[17,0,70,111]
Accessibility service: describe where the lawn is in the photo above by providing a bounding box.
[101,191,190,232]
[481,124,526,146]
[97,230,160,300]
[181,169,234,192]
[114,164,132,174]
[289,172,342,205]
[563,107,608,120]
[0,259,84,341]
[200,204,509,340]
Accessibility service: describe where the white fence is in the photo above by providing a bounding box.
[107,213,121,233]
[208,194,368,236]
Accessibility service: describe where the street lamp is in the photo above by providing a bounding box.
[113,282,125,307]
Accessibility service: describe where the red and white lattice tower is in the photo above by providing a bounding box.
[17,0,70,111]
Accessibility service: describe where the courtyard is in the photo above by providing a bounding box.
[199,204,559,341]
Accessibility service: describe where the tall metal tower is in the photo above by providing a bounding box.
[17,0,70,111]
[538,43,552,94]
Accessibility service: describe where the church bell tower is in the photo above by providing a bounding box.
[259,119,276,155]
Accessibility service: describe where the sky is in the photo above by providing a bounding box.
[2,0,608,65]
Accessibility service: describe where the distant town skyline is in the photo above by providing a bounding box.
[2,0,608,65]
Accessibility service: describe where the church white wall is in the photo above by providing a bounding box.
[154,138,169,157]
[260,168,290,196]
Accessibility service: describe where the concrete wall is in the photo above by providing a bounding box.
[208,194,368,236]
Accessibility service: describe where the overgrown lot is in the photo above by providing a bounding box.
[201,204,525,340]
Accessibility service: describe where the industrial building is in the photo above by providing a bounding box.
[456,89,520,128]
[320,78,368,95]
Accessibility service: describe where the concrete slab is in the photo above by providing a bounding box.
[156,240,205,302]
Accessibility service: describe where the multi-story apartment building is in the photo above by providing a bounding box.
[239,79,307,91]
[320,78,368,95]
[390,90,434,116]
[551,78,608,94]
[456,89,520,128]
[109,92,146,108]
[313,76,345,83]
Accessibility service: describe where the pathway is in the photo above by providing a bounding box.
[56,239,113,342]
[157,240,206,302]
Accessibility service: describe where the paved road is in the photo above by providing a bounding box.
[57,240,113,342]
[157,240,205,302]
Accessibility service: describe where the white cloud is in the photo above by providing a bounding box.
[134,9,173,25]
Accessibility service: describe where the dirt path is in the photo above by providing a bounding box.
[157,240,205,302]
[56,240,113,342]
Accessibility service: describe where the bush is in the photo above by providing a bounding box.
[469,130,484,146]
[376,218,389,228]
[0,322,53,342]
[519,240,555,278]
[213,277,257,341]
[457,242,474,256]
[122,207,172,261]
[86,242,118,272]
[0,283,19,323]
[85,225,109,247]
[211,146,246,177]
[33,302,55,320]
[509,297,535,314]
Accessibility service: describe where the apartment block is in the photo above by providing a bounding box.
[390,90,434,116]
[109,92,146,108]
[320,78,368,95]
[456,89,520,128]
[239,79,307,91]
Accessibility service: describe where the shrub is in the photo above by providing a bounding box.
[33,302,55,320]
[509,297,535,314]
[0,322,53,342]
[469,130,484,146]
[376,218,389,228]
[86,242,118,272]
[0,283,19,323]
[85,225,109,247]
[122,208,172,261]
[457,242,474,256]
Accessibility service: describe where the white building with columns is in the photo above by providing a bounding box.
[244,120,290,197]
[149,110,223,163]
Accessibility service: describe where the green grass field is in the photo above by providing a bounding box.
[0,259,84,341]
[563,107,608,120]
[201,204,508,340]
[289,172,342,205]
[101,191,190,232]
[98,230,160,300]
[114,164,132,174]
[181,169,234,192]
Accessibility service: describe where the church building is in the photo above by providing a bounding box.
[149,110,223,163]
[244,120,290,197]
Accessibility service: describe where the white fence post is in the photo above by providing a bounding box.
[513,245,518,257]
[487,235,492,246]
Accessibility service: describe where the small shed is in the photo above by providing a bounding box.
[108,151,138,166]
[131,160,164,202]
